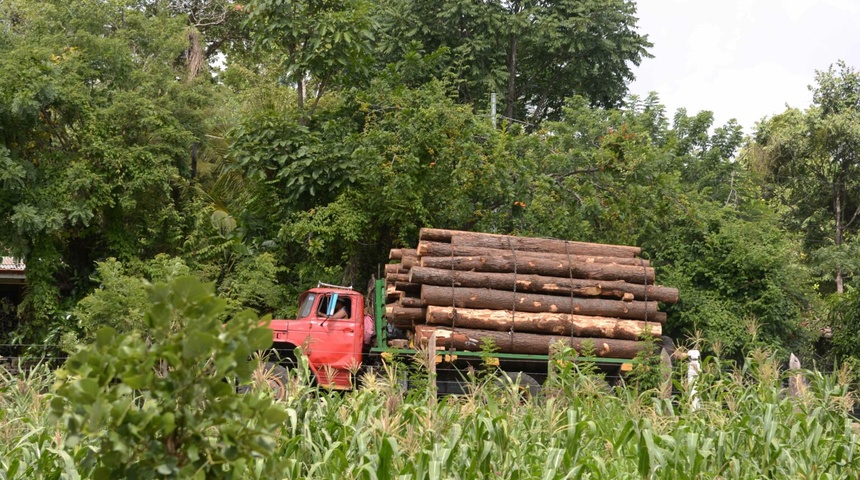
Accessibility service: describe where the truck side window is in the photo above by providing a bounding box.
[316,294,351,319]
[333,298,351,319]
[317,295,331,316]
[297,293,317,319]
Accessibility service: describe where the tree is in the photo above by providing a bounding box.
[244,0,376,118]
[518,95,816,358]
[0,0,221,343]
[750,61,860,293]
[374,0,651,125]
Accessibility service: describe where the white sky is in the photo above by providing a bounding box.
[629,0,860,135]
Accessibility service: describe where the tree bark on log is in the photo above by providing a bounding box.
[385,273,410,284]
[389,249,403,260]
[385,263,408,275]
[385,305,426,326]
[420,228,456,242]
[420,255,655,284]
[395,281,421,293]
[402,253,419,269]
[386,287,401,302]
[426,306,661,339]
[417,241,649,267]
[418,228,641,257]
[414,325,646,358]
[409,267,678,303]
[400,297,426,308]
[421,285,665,322]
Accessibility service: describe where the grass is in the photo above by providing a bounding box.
[2,350,860,479]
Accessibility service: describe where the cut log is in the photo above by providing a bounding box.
[414,325,646,358]
[417,241,649,267]
[385,305,426,326]
[452,231,641,257]
[395,281,422,293]
[420,255,654,284]
[409,267,678,303]
[385,263,408,275]
[385,273,410,283]
[417,229,641,257]
[389,249,403,260]
[385,287,401,302]
[386,287,420,301]
[426,306,661,339]
[419,228,456,242]
[421,285,665,322]
[402,253,419,269]
[400,297,426,308]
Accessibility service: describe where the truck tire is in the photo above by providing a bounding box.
[660,336,676,358]
[237,361,290,401]
[262,362,290,400]
[501,371,541,401]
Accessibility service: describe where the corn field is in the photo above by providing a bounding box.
[2,351,859,479]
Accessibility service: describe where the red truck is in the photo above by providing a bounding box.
[266,282,374,390]
[262,279,660,396]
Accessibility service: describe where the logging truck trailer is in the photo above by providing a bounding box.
[264,279,639,395]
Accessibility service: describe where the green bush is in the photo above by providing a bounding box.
[51,276,288,479]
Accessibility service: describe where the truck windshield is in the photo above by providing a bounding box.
[297,293,317,319]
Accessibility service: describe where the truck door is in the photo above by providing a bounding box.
[307,293,362,388]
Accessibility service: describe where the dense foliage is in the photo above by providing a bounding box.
[1,0,852,362]
[52,276,286,478]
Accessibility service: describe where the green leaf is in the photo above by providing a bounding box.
[247,325,274,351]
[183,330,216,360]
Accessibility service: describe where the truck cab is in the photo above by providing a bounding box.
[268,286,368,389]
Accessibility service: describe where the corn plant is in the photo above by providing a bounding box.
[0,361,82,480]
[5,319,860,478]
[260,349,860,479]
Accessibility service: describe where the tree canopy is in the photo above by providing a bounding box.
[0,0,853,364]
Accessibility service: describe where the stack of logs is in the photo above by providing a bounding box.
[385,228,678,359]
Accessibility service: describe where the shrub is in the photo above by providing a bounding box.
[51,276,288,479]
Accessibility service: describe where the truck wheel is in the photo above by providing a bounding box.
[660,336,676,358]
[501,371,541,401]
[238,361,290,401]
[261,362,290,401]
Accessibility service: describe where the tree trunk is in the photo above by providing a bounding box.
[410,267,678,303]
[420,255,654,284]
[297,77,305,112]
[414,325,646,358]
[835,185,844,294]
[426,306,661,340]
[421,285,665,322]
[190,143,198,179]
[505,19,519,120]
[417,241,649,266]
